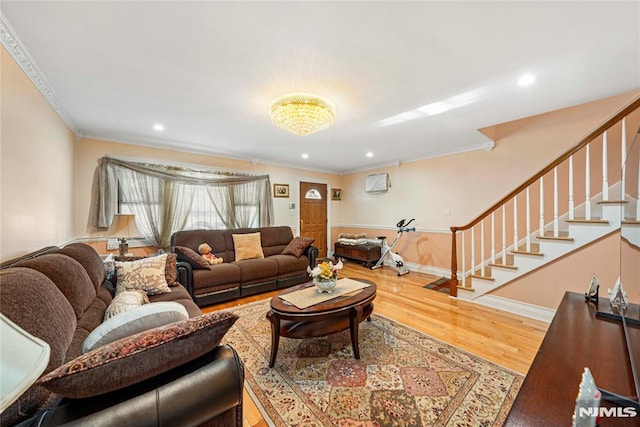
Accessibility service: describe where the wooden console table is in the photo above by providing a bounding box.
[505,292,640,426]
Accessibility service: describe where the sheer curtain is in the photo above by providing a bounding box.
[91,156,274,249]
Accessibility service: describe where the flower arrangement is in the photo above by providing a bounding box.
[307,259,343,292]
[307,259,343,281]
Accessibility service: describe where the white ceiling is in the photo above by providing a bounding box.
[2,1,639,174]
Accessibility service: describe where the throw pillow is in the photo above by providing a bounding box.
[104,289,149,321]
[174,246,212,270]
[281,236,315,258]
[115,254,171,296]
[115,253,180,287]
[233,232,264,261]
[83,301,189,353]
[39,311,239,398]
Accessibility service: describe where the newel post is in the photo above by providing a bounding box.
[449,228,458,297]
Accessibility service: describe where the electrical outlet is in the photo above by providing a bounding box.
[444,207,451,216]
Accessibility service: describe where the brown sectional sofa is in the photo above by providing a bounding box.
[0,243,243,427]
[171,226,318,307]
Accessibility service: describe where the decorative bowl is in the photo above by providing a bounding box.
[313,277,337,293]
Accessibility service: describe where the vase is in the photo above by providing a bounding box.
[313,276,337,293]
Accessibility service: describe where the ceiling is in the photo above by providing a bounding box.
[2,1,639,174]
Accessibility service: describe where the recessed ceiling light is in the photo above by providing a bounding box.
[153,123,165,131]
[518,74,536,86]
[366,152,374,158]
[302,153,309,159]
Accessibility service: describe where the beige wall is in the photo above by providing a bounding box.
[1,47,76,261]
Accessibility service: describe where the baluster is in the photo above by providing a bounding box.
[569,155,575,220]
[554,166,559,236]
[585,144,592,220]
[636,153,640,221]
[621,117,627,201]
[480,220,485,276]
[491,211,496,264]
[539,176,545,237]
[525,188,531,251]
[513,195,519,251]
[461,231,466,287]
[602,131,609,201]
[471,226,475,276]
[502,205,507,264]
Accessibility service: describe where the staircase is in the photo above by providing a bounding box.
[449,96,640,300]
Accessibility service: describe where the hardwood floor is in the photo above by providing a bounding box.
[202,261,549,427]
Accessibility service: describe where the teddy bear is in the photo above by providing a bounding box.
[198,243,223,265]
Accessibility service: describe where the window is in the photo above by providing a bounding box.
[305,189,322,200]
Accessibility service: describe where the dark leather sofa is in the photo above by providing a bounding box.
[171,226,318,307]
[0,244,243,427]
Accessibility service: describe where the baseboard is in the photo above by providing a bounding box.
[472,295,556,323]
[404,262,451,278]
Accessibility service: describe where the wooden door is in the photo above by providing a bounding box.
[300,182,328,257]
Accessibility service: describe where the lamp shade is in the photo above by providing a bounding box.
[0,314,50,412]
[105,214,142,238]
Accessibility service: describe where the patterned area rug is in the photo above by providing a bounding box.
[223,299,522,426]
[423,276,451,295]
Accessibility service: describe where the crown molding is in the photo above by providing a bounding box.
[1,13,79,135]
[340,139,495,175]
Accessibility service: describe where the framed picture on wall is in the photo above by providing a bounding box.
[332,188,342,200]
[273,183,289,198]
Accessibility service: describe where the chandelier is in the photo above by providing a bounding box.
[270,93,335,136]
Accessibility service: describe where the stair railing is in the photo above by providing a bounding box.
[449,96,640,297]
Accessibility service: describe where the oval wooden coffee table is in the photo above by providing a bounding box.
[267,278,376,368]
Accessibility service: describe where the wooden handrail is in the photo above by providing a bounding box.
[451,95,640,233]
[449,94,640,297]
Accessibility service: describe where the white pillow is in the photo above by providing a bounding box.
[104,290,150,321]
[82,302,189,353]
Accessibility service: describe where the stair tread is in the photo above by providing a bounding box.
[565,218,609,224]
[469,265,495,281]
[622,219,640,225]
[489,262,518,270]
[512,243,544,256]
[537,231,574,242]
[597,199,629,204]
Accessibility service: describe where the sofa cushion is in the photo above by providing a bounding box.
[15,254,97,320]
[236,258,278,282]
[192,263,242,288]
[82,301,189,353]
[104,290,149,320]
[270,254,311,275]
[115,254,171,295]
[260,226,295,256]
[115,253,181,286]
[174,245,212,270]
[232,232,264,261]
[148,285,202,318]
[38,311,238,399]
[56,243,106,292]
[281,236,315,257]
[0,268,77,426]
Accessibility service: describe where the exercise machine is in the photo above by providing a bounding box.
[371,218,415,276]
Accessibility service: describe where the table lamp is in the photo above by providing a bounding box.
[105,214,142,256]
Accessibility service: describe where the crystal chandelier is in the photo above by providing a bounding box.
[270,93,335,136]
